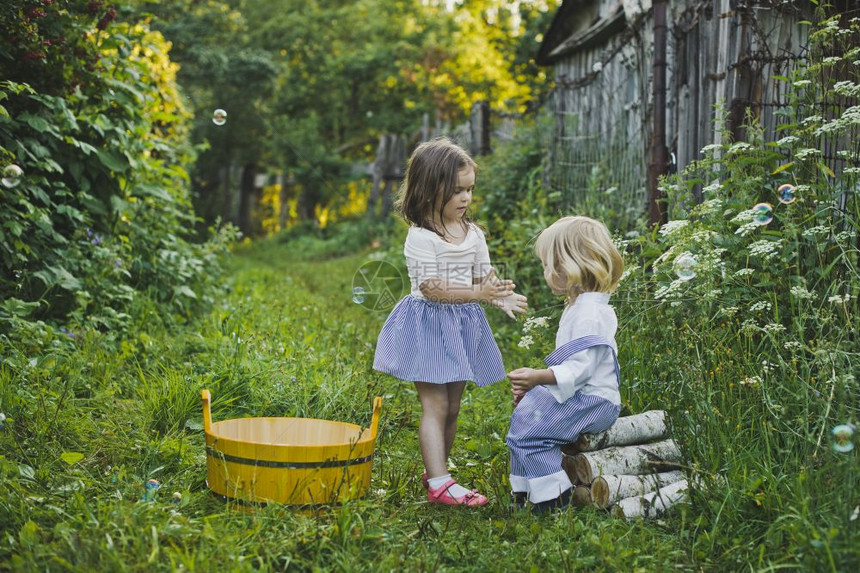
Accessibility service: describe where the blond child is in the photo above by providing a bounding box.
[506,216,623,514]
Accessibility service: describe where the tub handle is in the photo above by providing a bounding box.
[370,396,382,439]
[201,389,212,433]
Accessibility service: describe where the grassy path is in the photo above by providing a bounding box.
[1,238,692,571]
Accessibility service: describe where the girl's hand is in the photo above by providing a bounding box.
[491,291,528,319]
[478,268,515,300]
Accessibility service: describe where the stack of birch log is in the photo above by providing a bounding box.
[561,410,689,519]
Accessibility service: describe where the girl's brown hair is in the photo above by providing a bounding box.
[395,137,477,237]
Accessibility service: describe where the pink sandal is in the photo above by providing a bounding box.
[427,478,488,507]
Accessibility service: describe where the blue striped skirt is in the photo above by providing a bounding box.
[373,295,505,386]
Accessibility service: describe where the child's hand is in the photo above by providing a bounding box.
[479,268,515,300]
[508,367,541,395]
[491,291,528,319]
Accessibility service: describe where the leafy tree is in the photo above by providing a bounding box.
[0,1,233,335]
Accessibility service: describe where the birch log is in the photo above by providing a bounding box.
[561,454,584,485]
[561,410,668,455]
[610,479,689,519]
[590,471,684,508]
[571,439,683,484]
[571,485,592,507]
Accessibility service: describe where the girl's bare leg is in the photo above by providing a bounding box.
[415,382,450,478]
[443,382,466,462]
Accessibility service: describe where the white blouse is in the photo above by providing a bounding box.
[546,292,621,405]
[404,224,492,299]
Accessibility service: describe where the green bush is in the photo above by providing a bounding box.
[0,4,238,341]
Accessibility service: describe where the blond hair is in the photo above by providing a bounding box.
[534,216,623,297]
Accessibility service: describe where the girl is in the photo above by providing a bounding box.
[374,137,528,507]
[506,216,623,514]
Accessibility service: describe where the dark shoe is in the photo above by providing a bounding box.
[531,489,573,515]
[511,491,528,511]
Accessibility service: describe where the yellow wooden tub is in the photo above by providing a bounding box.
[202,390,382,506]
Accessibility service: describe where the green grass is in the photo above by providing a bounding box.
[0,234,856,571]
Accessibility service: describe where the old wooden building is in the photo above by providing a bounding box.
[536,0,846,224]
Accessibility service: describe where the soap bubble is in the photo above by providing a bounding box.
[2,164,23,188]
[831,424,855,453]
[352,286,366,304]
[351,260,406,312]
[0,412,6,430]
[673,254,698,281]
[752,203,774,225]
[777,184,796,205]
[212,109,227,126]
[171,492,182,504]
[141,478,161,502]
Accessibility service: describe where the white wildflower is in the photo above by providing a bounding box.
[763,323,786,333]
[795,148,821,160]
[802,225,829,238]
[740,319,759,333]
[844,167,860,174]
[801,115,824,125]
[522,316,550,332]
[792,80,812,88]
[659,220,689,237]
[748,239,782,261]
[760,360,776,373]
[790,286,814,300]
[732,208,759,236]
[655,279,684,300]
[775,136,800,147]
[828,294,851,304]
[691,230,717,243]
[833,81,860,98]
[592,61,603,73]
[619,264,639,282]
[700,144,723,155]
[702,181,722,194]
[731,209,754,224]
[703,288,722,302]
[727,142,753,155]
[692,198,722,216]
[783,341,803,352]
[816,106,860,137]
[518,335,535,349]
[836,230,857,243]
[822,56,842,64]
[739,375,762,386]
[734,268,755,277]
[652,245,678,271]
[735,222,759,237]
[719,306,739,317]
[750,301,772,313]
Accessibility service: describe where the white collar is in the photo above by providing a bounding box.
[573,292,611,305]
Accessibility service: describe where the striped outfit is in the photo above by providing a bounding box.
[507,294,621,503]
[373,225,505,386]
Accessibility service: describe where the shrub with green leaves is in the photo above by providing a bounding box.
[0,3,238,341]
